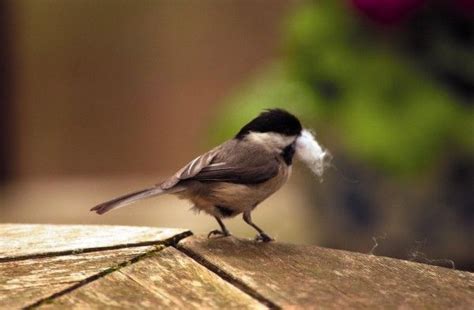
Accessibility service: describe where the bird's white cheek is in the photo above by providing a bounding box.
[295,129,328,178]
[246,132,295,152]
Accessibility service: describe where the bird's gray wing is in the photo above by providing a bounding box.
[160,148,219,189]
[192,155,279,184]
[160,140,280,189]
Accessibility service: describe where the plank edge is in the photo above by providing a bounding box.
[0,230,193,263]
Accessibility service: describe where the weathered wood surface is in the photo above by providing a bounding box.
[45,247,263,309]
[1,224,473,309]
[0,224,263,309]
[0,224,189,260]
[0,246,157,309]
[178,236,474,309]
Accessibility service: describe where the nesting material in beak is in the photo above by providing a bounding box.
[295,129,329,178]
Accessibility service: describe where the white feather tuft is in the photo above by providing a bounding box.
[295,129,329,179]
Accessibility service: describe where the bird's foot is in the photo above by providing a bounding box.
[207,229,231,239]
[255,233,274,242]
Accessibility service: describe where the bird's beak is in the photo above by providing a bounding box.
[295,129,328,178]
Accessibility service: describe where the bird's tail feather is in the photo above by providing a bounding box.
[90,186,182,215]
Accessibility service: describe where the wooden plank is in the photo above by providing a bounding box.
[0,224,190,260]
[41,272,165,309]
[0,246,158,309]
[178,236,474,309]
[45,247,264,309]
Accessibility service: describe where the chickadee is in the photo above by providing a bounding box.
[91,109,327,242]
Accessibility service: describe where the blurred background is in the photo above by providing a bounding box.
[0,0,472,271]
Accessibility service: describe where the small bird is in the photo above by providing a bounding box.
[91,109,327,242]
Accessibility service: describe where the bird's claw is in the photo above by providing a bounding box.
[207,229,231,239]
[255,233,274,242]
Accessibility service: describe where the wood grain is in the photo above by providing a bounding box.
[0,246,157,309]
[0,224,190,260]
[45,247,264,309]
[178,236,474,309]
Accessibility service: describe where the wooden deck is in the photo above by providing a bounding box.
[1,224,473,309]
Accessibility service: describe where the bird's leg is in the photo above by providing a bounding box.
[243,211,274,242]
[208,216,231,238]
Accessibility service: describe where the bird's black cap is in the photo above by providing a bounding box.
[235,109,302,139]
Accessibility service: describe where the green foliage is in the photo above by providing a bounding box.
[213,1,473,176]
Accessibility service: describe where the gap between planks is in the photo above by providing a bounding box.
[0,231,192,264]
[19,232,278,310]
[22,245,169,309]
[174,243,280,310]
[19,231,192,309]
